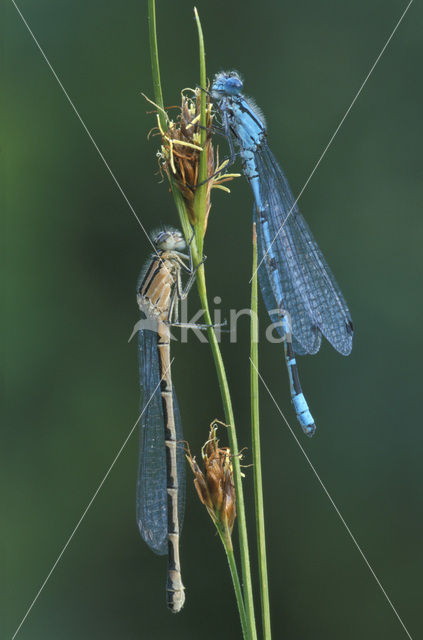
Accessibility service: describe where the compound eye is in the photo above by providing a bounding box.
[173,233,186,250]
[153,230,171,249]
[225,75,243,94]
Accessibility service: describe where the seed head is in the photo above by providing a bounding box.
[149,89,239,232]
[186,423,237,546]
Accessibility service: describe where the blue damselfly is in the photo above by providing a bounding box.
[211,71,353,436]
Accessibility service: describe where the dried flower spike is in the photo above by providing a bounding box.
[186,422,237,547]
[146,90,239,232]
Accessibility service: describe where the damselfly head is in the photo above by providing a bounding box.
[211,71,243,98]
[152,228,186,252]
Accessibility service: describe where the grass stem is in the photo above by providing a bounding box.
[193,8,208,253]
[147,0,166,130]
[147,4,257,637]
[216,524,249,638]
[251,224,272,639]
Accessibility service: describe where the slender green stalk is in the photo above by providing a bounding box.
[195,267,256,640]
[147,4,257,638]
[172,187,200,264]
[147,0,200,265]
[250,224,272,638]
[216,524,249,639]
[147,0,166,130]
[192,7,208,254]
[187,17,256,638]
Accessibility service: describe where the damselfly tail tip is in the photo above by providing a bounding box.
[167,585,185,613]
[304,423,316,438]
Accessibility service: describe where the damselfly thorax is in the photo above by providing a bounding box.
[138,250,189,323]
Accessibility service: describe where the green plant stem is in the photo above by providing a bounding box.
[172,188,200,261]
[250,225,272,639]
[192,7,208,254]
[188,17,257,631]
[172,195,258,639]
[216,524,249,639]
[148,0,201,261]
[181,12,257,637]
[147,4,256,638]
[187,27,258,637]
[147,0,166,131]
[196,267,257,640]
[147,0,200,261]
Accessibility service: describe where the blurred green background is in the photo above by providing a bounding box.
[3,1,422,638]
